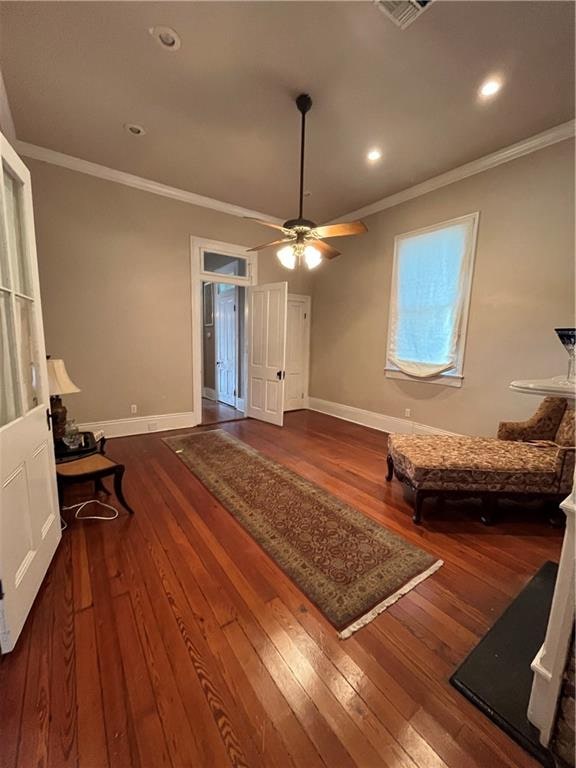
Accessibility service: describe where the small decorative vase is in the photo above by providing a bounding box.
[555,328,576,382]
[63,419,82,449]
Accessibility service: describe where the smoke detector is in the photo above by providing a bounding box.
[375,0,433,29]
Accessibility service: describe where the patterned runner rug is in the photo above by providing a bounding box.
[164,429,442,638]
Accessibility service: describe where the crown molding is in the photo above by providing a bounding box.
[15,140,283,224]
[337,119,575,222]
[14,119,575,226]
[0,68,16,143]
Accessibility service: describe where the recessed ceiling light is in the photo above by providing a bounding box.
[367,148,382,163]
[124,123,146,137]
[479,77,503,100]
[149,26,181,51]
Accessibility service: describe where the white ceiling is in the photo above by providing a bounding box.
[0,1,574,223]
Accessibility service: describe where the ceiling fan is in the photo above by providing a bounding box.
[246,94,367,270]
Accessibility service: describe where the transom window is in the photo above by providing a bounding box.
[203,251,247,277]
[385,213,479,386]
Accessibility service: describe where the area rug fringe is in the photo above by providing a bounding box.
[338,558,444,640]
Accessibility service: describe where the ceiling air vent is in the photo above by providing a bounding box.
[375,0,433,29]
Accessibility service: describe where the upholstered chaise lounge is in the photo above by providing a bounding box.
[386,397,574,525]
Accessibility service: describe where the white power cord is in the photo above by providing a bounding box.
[60,499,119,531]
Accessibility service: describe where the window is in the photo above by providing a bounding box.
[203,251,247,277]
[386,213,478,386]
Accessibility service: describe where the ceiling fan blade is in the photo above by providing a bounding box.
[246,237,293,252]
[312,221,367,239]
[310,239,340,260]
[244,217,289,233]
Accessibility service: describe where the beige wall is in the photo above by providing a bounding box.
[28,159,312,422]
[309,140,575,435]
[28,140,575,432]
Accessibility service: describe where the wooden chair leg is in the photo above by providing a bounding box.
[413,491,424,525]
[481,494,497,525]
[386,455,394,482]
[95,478,110,496]
[57,479,64,510]
[113,466,135,515]
[546,496,566,528]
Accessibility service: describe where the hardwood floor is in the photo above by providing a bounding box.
[202,397,245,425]
[0,411,563,768]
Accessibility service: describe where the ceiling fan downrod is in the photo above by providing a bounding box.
[284,93,315,231]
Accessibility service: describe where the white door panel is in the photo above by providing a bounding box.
[246,282,287,426]
[215,285,237,407]
[284,295,311,411]
[0,131,61,653]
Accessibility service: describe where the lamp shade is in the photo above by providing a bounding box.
[46,359,80,395]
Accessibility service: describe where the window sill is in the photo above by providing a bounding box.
[385,368,463,388]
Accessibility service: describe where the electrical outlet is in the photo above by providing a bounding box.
[130,404,138,415]
[148,422,158,432]
[404,408,412,418]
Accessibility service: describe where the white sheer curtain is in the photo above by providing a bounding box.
[387,217,476,378]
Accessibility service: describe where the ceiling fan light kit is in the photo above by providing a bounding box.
[246,93,368,270]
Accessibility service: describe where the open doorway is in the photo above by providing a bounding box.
[201,279,247,426]
[191,238,309,429]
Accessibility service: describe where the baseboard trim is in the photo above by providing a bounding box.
[203,387,216,401]
[78,411,197,438]
[307,397,459,436]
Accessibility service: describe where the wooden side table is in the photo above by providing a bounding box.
[56,453,135,515]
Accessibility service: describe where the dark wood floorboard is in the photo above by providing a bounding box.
[0,410,563,768]
[202,398,245,426]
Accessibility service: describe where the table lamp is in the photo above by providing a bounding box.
[46,358,80,441]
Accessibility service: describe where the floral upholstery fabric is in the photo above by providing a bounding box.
[497,397,567,442]
[555,408,575,446]
[388,435,564,493]
[555,408,575,493]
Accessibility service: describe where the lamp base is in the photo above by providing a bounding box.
[50,395,67,441]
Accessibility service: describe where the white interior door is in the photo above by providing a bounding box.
[0,132,61,653]
[215,284,237,408]
[285,295,311,411]
[246,282,287,426]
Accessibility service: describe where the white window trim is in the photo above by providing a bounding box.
[385,211,479,387]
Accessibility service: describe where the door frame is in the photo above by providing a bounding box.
[190,237,257,426]
[285,294,311,411]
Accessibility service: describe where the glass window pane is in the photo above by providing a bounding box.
[395,223,467,365]
[15,297,40,412]
[203,251,247,277]
[0,190,8,289]
[0,291,22,426]
[3,166,30,295]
